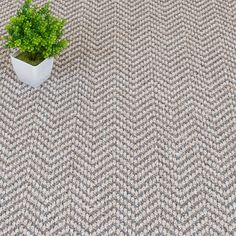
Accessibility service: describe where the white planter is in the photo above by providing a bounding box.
[10,51,54,88]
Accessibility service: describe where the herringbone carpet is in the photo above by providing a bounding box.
[0,0,235,235]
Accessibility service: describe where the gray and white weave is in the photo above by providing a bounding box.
[0,0,236,235]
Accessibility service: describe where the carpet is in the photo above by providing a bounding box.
[0,0,235,235]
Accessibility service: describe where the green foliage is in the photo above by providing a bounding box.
[2,0,68,62]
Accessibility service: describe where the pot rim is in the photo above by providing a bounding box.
[11,50,53,68]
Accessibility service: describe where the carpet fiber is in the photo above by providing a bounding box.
[0,0,235,235]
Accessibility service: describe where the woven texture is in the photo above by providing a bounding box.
[0,0,236,235]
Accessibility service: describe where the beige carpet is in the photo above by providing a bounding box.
[0,0,235,235]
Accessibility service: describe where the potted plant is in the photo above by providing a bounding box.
[2,0,68,88]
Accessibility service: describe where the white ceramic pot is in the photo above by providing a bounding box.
[10,51,54,88]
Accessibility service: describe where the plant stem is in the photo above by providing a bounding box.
[29,52,37,61]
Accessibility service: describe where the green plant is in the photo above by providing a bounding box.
[2,0,68,63]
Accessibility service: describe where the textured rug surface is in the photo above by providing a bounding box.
[0,0,236,235]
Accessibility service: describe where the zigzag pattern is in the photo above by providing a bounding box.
[0,0,235,235]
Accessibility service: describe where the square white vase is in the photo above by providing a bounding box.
[10,51,54,88]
